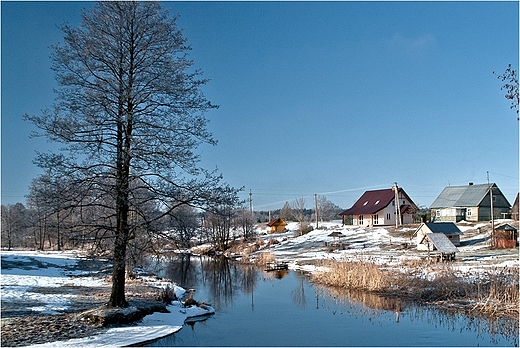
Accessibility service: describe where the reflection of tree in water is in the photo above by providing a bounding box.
[291,275,307,308]
[317,285,518,346]
[152,254,261,309]
[200,257,260,308]
[154,253,202,291]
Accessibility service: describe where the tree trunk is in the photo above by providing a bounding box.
[108,226,129,307]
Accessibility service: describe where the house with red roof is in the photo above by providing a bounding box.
[339,184,418,226]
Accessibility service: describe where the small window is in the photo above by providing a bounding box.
[363,201,368,206]
[373,214,379,224]
[386,213,391,220]
[359,215,364,225]
[375,200,380,205]
[467,208,472,216]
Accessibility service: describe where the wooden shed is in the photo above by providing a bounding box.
[267,217,288,234]
[414,222,463,251]
[494,223,518,249]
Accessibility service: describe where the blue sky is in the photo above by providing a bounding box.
[2,1,519,212]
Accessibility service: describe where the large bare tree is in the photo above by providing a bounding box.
[25,1,239,308]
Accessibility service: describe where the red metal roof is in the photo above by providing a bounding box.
[339,188,416,216]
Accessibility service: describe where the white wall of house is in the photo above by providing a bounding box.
[352,195,415,226]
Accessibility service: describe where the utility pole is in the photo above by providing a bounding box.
[315,194,319,229]
[487,172,495,247]
[249,189,253,218]
[393,182,401,227]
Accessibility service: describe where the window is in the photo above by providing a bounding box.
[363,201,368,206]
[375,200,380,205]
[359,215,364,225]
[467,208,472,216]
[386,213,391,220]
[373,214,379,225]
[436,210,441,217]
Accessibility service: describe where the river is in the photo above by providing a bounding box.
[142,254,518,347]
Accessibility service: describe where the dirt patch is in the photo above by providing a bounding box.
[0,254,171,347]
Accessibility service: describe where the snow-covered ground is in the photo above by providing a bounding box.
[254,220,519,274]
[2,220,517,346]
[0,250,214,347]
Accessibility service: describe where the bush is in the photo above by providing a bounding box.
[157,284,177,304]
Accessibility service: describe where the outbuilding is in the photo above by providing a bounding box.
[493,223,518,249]
[266,217,288,234]
[414,222,463,251]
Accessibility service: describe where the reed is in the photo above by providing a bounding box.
[312,259,397,292]
[254,251,275,266]
[312,259,519,319]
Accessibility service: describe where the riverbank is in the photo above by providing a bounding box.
[0,250,214,347]
[230,220,519,320]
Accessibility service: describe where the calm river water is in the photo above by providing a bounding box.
[143,254,518,347]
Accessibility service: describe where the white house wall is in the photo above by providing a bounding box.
[352,194,415,226]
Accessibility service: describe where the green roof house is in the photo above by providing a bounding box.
[430,183,511,222]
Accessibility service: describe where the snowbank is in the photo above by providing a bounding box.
[0,250,215,347]
[26,303,214,347]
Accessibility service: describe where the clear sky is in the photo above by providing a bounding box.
[2,1,519,212]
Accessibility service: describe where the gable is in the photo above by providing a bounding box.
[267,217,287,227]
[430,183,511,209]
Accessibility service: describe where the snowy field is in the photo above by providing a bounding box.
[0,250,214,347]
[254,220,519,274]
[1,220,517,346]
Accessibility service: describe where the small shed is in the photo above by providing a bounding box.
[267,217,288,234]
[494,223,518,249]
[414,222,463,251]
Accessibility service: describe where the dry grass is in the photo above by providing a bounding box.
[312,258,519,319]
[253,251,275,266]
[312,259,398,292]
[471,266,519,317]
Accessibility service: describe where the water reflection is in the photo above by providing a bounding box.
[317,286,405,322]
[146,255,518,347]
[148,254,260,308]
[318,284,518,346]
